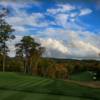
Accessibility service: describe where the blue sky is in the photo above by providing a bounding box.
[0,0,100,59]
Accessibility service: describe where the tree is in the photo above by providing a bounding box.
[0,8,15,72]
[30,46,45,75]
[15,36,45,74]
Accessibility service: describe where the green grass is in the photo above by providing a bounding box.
[0,90,92,100]
[70,71,92,81]
[0,72,100,100]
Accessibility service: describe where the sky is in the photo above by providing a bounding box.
[0,0,100,60]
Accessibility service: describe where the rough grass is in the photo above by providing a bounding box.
[0,72,100,100]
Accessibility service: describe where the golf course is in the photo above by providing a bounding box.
[0,0,100,100]
[0,72,100,100]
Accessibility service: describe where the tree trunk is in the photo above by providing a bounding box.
[3,42,6,72]
[23,58,26,74]
[24,57,28,74]
[29,57,33,75]
[3,53,5,72]
[34,57,40,75]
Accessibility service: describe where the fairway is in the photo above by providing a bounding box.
[0,72,100,100]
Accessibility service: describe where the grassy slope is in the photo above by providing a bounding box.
[0,72,100,100]
[70,71,92,81]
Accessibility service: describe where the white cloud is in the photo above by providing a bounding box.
[70,41,100,57]
[47,4,76,15]
[46,5,93,28]
[12,26,27,32]
[7,35,23,57]
[37,29,100,59]
[0,1,31,10]
[0,2,49,31]
[79,8,93,16]
[41,38,69,53]
[58,4,76,11]
[39,38,69,58]
[70,13,78,18]
[6,12,46,27]
[56,13,69,27]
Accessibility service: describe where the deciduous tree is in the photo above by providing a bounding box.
[0,8,15,72]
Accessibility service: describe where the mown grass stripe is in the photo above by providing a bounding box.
[12,77,43,86]
[15,78,43,89]
[30,79,49,87]
[8,80,32,89]
[39,80,54,87]
[22,79,51,89]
